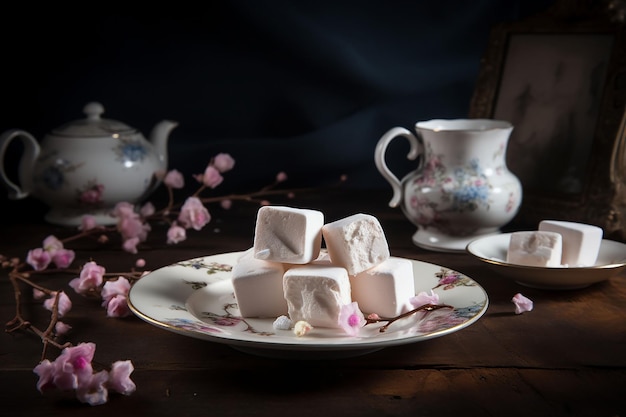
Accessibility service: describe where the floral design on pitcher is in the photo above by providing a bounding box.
[114,137,148,164]
[444,159,491,213]
[409,150,492,231]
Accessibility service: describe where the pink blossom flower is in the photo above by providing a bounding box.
[140,202,155,217]
[34,342,96,392]
[35,235,75,268]
[51,248,75,269]
[101,277,131,304]
[276,171,287,182]
[33,359,56,392]
[202,165,224,188]
[70,261,105,295]
[163,169,185,188]
[408,290,440,309]
[213,153,235,173]
[104,295,131,318]
[54,343,95,390]
[107,360,136,395]
[26,248,52,271]
[76,370,109,406]
[117,215,151,242]
[167,223,187,244]
[43,292,72,317]
[33,288,46,300]
[111,202,135,219]
[512,293,533,314]
[178,197,211,231]
[122,237,140,254]
[79,215,98,231]
[55,321,72,335]
[32,342,136,406]
[338,302,366,336]
[42,235,64,252]
[135,258,146,268]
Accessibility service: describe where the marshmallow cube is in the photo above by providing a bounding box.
[232,249,288,318]
[322,213,390,276]
[538,220,603,266]
[253,206,324,264]
[506,231,563,267]
[351,257,415,318]
[283,262,351,328]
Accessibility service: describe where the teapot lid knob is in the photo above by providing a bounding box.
[51,101,134,137]
[83,102,105,121]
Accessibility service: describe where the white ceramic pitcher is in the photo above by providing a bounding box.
[375,118,522,252]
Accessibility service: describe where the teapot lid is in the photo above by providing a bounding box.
[51,102,137,137]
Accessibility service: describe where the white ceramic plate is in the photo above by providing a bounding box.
[466,233,626,290]
[128,252,488,359]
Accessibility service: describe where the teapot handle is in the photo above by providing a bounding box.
[0,129,40,199]
[374,127,422,208]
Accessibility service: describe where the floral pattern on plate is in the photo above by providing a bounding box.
[128,252,489,358]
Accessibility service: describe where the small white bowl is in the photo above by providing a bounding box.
[466,233,626,290]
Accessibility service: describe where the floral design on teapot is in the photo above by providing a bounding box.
[0,102,177,226]
[38,153,85,191]
[113,137,148,164]
[77,181,105,206]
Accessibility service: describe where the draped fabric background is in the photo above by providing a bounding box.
[0,1,554,219]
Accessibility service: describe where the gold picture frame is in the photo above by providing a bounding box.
[469,0,626,240]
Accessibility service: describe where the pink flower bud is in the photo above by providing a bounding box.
[164,169,185,188]
[276,171,287,182]
[202,165,224,189]
[212,153,235,173]
[79,215,98,231]
[26,248,52,271]
[167,223,187,244]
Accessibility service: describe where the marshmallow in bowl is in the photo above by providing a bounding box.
[351,257,415,317]
[253,206,324,264]
[506,231,563,267]
[538,220,603,267]
[283,261,351,329]
[322,213,390,276]
[232,249,288,318]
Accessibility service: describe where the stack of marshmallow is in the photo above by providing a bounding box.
[231,206,415,329]
[506,220,603,267]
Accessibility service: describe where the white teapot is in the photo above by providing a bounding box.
[0,102,178,226]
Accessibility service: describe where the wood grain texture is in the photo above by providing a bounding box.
[1,189,625,416]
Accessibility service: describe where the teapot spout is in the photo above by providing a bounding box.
[150,120,178,167]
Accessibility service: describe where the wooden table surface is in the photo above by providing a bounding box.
[1,188,625,417]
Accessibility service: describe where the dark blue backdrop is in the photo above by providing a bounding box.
[0,1,554,218]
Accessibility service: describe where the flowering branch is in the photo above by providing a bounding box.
[365,303,454,333]
[2,152,345,405]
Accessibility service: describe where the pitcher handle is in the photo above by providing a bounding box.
[374,127,421,208]
[0,129,40,199]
